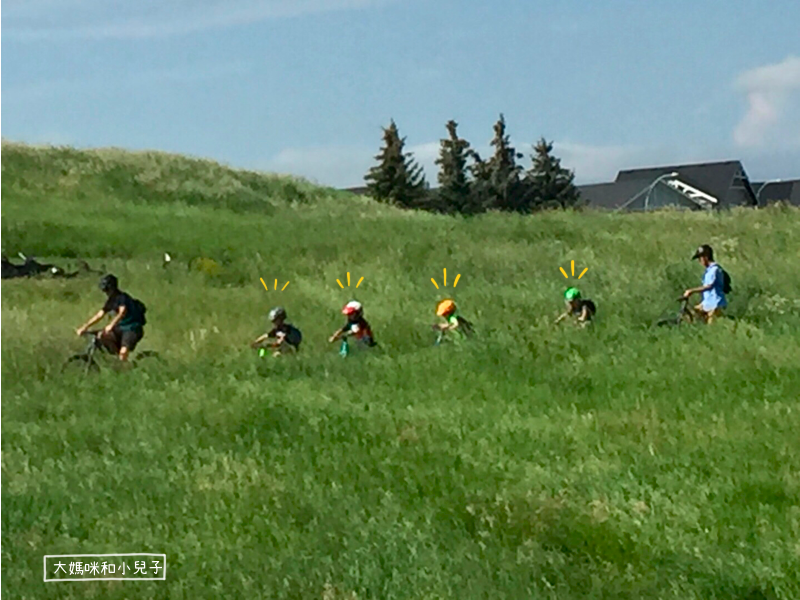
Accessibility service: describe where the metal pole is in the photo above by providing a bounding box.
[756,179,782,205]
[645,172,678,211]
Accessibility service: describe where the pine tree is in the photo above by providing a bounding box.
[364,120,426,209]
[471,114,524,211]
[434,120,479,214]
[524,138,581,210]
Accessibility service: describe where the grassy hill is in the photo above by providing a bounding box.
[2,141,800,599]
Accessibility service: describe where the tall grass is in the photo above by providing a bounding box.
[2,142,799,599]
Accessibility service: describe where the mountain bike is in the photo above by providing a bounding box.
[432,324,445,346]
[656,297,695,327]
[336,333,378,357]
[63,330,160,374]
[253,339,300,357]
[431,319,474,345]
[63,330,106,374]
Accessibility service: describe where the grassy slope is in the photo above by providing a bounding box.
[2,142,800,600]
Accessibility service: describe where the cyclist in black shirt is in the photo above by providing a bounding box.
[76,274,147,361]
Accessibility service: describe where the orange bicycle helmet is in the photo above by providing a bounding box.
[436,299,457,317]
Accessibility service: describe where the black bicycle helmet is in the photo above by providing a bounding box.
[99,274,119,292]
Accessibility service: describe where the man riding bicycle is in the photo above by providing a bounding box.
[682,244,727,323]
[76,274,147,361]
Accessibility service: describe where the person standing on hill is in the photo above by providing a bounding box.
[682,244,728,323]
[76,274,147,361]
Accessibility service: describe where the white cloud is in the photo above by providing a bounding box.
[407,141,441,183]
[259,140,442,189]
[259,140,662,188]
[259,139,705,188]
[4,0,390,41]
[259,145,374,188]
[551,142,642,184]
[4,62,252,104]
[733,55,800,148]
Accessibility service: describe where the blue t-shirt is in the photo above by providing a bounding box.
[701,263,727,311]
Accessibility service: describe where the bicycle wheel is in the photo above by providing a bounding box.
[63,353,100,374]
[132,350,162,367]
[656,315,679,327]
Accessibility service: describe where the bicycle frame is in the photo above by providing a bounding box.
[676,297,695,324]
[64,331,106,374]
[657,297,695,327]
[65,330,158,373]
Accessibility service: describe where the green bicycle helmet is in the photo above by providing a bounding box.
[564,287,581,301]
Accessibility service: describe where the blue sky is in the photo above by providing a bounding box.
[3,0,800,187]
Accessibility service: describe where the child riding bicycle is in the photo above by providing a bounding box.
[251,306,302,356]
[329,301,376,355]
[555,287,596,327]
[432,299,474,343]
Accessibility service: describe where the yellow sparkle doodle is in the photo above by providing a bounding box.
[260,277,290,291]
[559,260,588,280]
[431,268,461,289]
[336,272,365,289]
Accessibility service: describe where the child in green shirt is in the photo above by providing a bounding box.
[432,299,474,342]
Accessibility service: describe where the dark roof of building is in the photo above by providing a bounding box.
[577,180,651,210]
[343,186,370,196]
[616,160,756,205]
[751,180,800,206]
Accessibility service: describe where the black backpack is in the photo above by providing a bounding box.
[456,315,475,337]
[131,297,147,325]
[721,268,732,294]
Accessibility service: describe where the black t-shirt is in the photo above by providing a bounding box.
[268,323,302,348]
[572,299,596,318]
[103,292,144,330]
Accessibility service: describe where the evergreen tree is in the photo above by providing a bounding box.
[434,120,480,214]
[364,120,427,209]
[524,138,581,210]
[470,114,524,211]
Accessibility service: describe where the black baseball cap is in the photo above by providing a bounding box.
[691,244,713,260]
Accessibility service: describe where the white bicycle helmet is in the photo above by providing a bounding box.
[342,300,363,316]
[268,306,287,321]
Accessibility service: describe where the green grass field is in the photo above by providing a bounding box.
[2,142,800,599]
